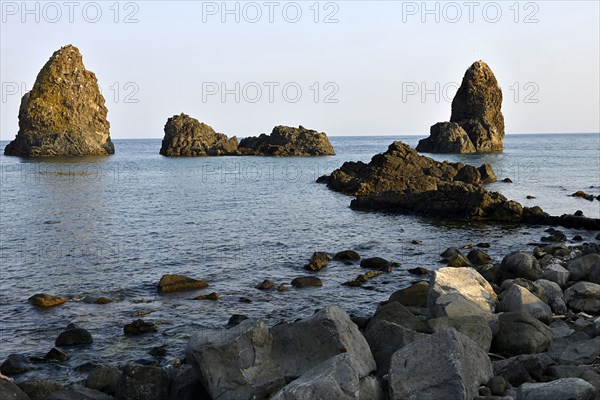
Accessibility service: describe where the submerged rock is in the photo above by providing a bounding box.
[159,113,238,156]
[291,276,323,288]
[416,60,504,153]
[55,323,93,346]
[4,44,114,156]
[124,319,157,335]
[305,252,329,271]
[238,125,335,156]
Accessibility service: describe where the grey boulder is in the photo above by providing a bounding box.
[517,378,596,400]
[497,285,552,324]
[491,311,552,356]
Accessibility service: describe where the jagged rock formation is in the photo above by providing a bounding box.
[159,113,238,156]
[318,141,600,229]
[4,44,114,156]
[417,60,504,153]
[238,125,335,156]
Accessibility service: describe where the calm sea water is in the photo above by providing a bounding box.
[0,134,599,383]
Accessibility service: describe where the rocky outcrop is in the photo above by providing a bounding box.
[238,125,335,156]
[318,141,600,229]
[4,44,114,156]
[416,60,504,153]
[159,113,238,156]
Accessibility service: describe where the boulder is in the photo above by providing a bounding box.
[366,301,428,333]
[493,353,555,386]
[388,281,429,308]
[364,320,427,377]
[0,379,29,400]
[497,252,543,282]
[428,315,493,351]
[359,257,390,269]
[416,60,504,153]
[467,249,491,266]
[358,376,386,400]
[542,263,570,287]
[305,252,329,271]
[491,311,552,356]
[44,347,69,362]
[333,250,361,262]
[564,282,600,314]
[388,328,493,400]
[4,44,114,156]
[497,285,553,324]
[256,280,276,290]
[1,354,33,375]
[291,276,323,288]
[186,319,280,400]
[533,279,567,315]
[18,379,64,400]
[55,323,93,346]
[28,293,66,308]
[159,113,238,156]
[454,165,481,185]
[270,354,361,400]
[86,364,121,395]
[238,125,335,156]
[271,306,376,379]
[167,364,211,400]
[517,378,596,400]
[555,336,600,365]
[568,254,600,282]
[447,253,472,268]
[157,274,208,293]
[114,364,170,400]
[428,267,498,319]
[478,163,497,183]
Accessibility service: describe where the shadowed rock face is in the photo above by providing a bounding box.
[4,44,114,156]
[239,125,335,156]
[417,60,504,153]
[159,113,238,156]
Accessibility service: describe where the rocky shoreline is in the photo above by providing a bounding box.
[1,237,599,400]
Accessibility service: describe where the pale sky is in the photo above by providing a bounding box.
[1,0,599,139]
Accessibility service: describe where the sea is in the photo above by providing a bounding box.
[0,133,599,383]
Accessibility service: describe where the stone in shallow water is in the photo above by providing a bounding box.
[124,319,157,335]
[156,274,208,293]
[333,250,361,262]
[305,251,329,271]
[28,293,66,308]
[291,276,323,287]
[55,323,93,346]
[0,354,33,375]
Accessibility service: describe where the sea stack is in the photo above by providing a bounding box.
[159,113,238,156]
[417,60,504,154]
[4,44,114,156]
[238,125,335,156]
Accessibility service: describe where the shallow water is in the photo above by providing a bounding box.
[0,134,598,383]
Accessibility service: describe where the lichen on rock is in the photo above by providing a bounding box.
[4,44,114,156]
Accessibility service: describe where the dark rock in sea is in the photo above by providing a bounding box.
[114,364,170,400]
[44,347,70,362]
[55,323,93,346]
[256,280,276,290]
[291,276,323,288]
[18,379,65,400]
[124,319,157,335]
[447,253,472,268]
[148,345,167,358]
[226,314,249,328]
[305,251,329,271]
[388,281,429,308]
[541,230,567,242]
[467,249,491,266]
[527,195,536,199]
[333,250,361,262]
[441,247,462,258]
[408,267,429,275]
[360,257,390,269]
[575,210,584,216]
[476,242,491,248]
[478,163,497,183]
[416,60,504,153]
[4,45,114,156]
[86,365,121,395]
[157,274,208,293]
[238,297,252,303]
[0,379,29,400]
[238,125,335,156]
[276,284,287,292]
[159,113,238,157]
[192,292,220,300]
[0,354,33,375]
[491,311,552,356]
[28,293,66,308]
[502,178,513,183]
[571,191,595,201]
